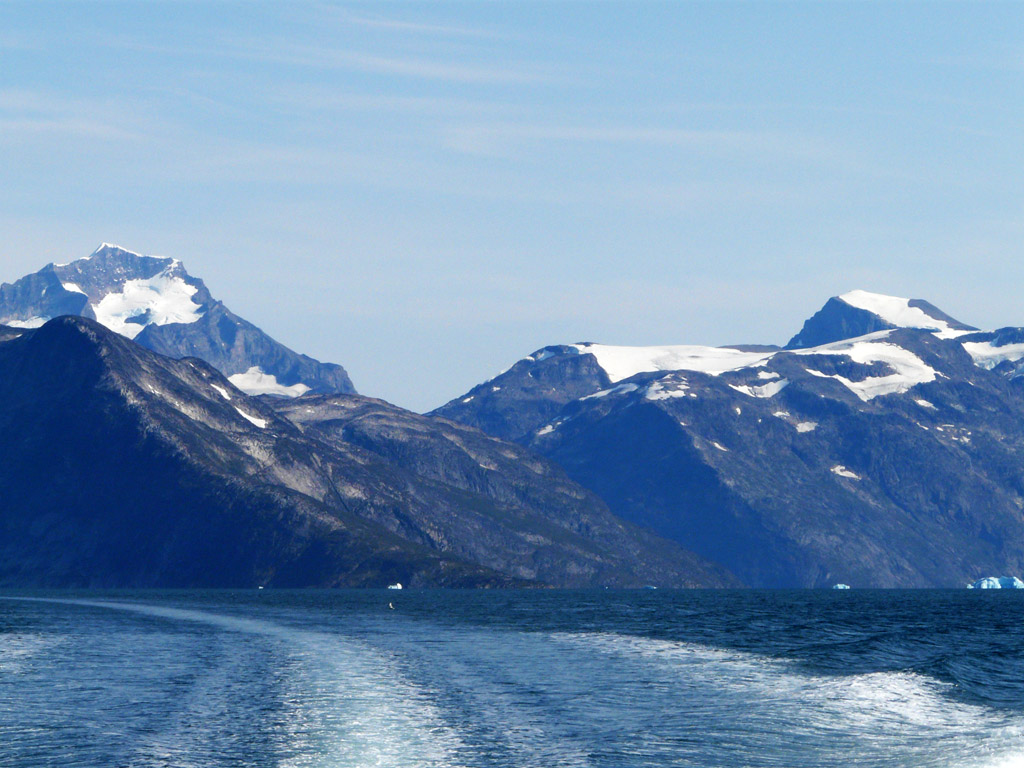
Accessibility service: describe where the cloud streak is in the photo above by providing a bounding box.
[0,89,146,142]
[108,32,551,86]
[441,120,856,166]
[331,9,505,40]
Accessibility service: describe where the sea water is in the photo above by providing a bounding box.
[2,589,1023,767]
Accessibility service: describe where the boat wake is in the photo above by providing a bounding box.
[3,597,1024,768]
[547,631,1024,768]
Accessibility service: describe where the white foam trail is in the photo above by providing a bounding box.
[0,633,64,674]
[389,627,595,768]
[548,631,1024,768]
[8,598,1024,768]
[981,756,1024,768]
[13,598,469,768]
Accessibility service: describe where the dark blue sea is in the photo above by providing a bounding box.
[2,590,1023,767]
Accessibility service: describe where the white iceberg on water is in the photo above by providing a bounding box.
[967,576,1024,589]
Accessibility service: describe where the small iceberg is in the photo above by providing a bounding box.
[967,576,1024,589]
[832,584,851,590]
[387,583,403,590]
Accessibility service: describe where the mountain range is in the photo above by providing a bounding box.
[0,313,726,588]
[6,245,1024,589]
[435,290,1024,587]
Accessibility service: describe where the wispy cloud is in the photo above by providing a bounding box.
[105,31,551,86]
[319,48,544,84]
[0,89,145,141]
[0,117,139,141]
[258,86,520,119]
[333,11,504,40]
[441,120,848,164]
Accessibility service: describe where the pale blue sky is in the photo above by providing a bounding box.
[3,2,1024,410]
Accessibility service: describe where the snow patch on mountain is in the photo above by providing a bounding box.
[572,343,773,383]
[56,243,140,267]
[961,341,1024,369]
[6,317,47,329]
[794,337,937,401]
[730,379,789,399]
[233,407,267,429]
[832,465,861,480]
[96,242,139,255]
[839,290,968,339]
[645,379,690,400]
[564,330,936,403]
[583,382,640,400]
[227,367,311,398]
[92,270,204,339]
[211,384,232,401]
[61,282,86,295]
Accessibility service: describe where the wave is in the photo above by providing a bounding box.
[547,631,1024,768]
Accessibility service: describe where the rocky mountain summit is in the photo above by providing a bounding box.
[0,244,354,396]
[0,316,726,588]
[436,291,1024,588]
[785,289,977,349]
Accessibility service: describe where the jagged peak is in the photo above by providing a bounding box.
[787,291,976,350]
[55,243,151,268]
[92,242,143,257]
[86,243,179,269]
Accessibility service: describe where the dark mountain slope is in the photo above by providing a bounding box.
[267,394,736,587]
[0,317,500,588]
[0,317,732,587]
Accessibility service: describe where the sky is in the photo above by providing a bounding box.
[3,2,1024,411]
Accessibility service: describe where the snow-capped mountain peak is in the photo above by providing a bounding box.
[93,242,142,257]
[56,242,144,267]
[787,290,976,349]
[0,244,355,396]
[837,290,971,339]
